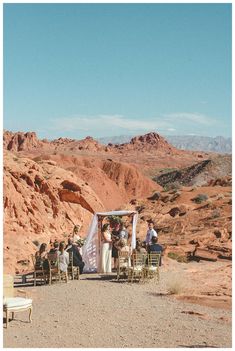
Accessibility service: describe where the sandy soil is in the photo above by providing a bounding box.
[3,259,232,348]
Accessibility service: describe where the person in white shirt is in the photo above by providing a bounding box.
[72,225,81,244]
[58,242,69,282]
[145,221,157,245]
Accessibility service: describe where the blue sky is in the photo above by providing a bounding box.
[4,3,232,139]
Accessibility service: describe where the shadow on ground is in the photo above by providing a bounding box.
[147,291,171,297]
[83,274,115,281]
[178,345,217,348]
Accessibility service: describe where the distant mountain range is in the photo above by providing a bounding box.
[98,135,232,154]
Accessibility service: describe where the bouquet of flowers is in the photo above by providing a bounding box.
[76,238,86,247]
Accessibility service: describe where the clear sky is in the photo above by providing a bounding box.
[4,3,232,139]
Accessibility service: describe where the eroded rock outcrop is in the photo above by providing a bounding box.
[3,151,104,273]
[126,185,232,263]
[4,131,47,152]
[33,154,160,210]
[113,132,179,154]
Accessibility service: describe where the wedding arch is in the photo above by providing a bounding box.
[82,210,138,272]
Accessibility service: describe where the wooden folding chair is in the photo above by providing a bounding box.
[127,253,145,283]
[67,252,80,280]
[143,253,161,282]
[31,254,47,286]
[117,251,130,281]
[47,253,61,285]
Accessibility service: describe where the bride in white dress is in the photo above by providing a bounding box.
[99,223,112,273]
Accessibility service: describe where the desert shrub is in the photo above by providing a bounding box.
[211,209,221,219]
[206,199,213,206]
[191,193,208,204]
[159,168,177,174]
[33,156,43,163]
[167,276,184,295]
[163,182,182,193]
[216,193,225,200]
[168,252,188,263]
[163,185,169,192]
[176,255,188,263]
[168,252,178,260]
[32,240,40,247]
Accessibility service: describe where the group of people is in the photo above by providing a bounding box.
[35,225,85,278]
[99,221,130,273]
[135,221,163,264]
[100,220,163,273]
[34,220,163,277]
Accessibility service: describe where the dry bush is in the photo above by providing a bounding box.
[211,209,221,219]
[191,193,208,204]
[168,252,188,263]
[166,275,185,295]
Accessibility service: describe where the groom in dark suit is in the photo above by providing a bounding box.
[148,236,163,266]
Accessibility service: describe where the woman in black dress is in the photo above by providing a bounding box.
[111,223,121,270]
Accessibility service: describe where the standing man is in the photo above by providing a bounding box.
[145,221,157,246]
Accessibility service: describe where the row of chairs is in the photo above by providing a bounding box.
[31,252,79,286]
[117,252,161,283]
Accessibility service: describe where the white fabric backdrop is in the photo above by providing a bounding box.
[82,211,138,272]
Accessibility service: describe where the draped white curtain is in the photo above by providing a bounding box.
[82,211,138,272]
[82,214,99,272]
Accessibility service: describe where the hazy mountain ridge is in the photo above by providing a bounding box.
[98,135,232,153]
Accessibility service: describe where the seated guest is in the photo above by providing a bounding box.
[116,238,130,254]
[139,241,147,254]
[132,239,147,263]
[49,241,59,256]
[116,238,130,270]
[35,243,49,271]
[58,242,69,281]
[134,239,147,254]
[147,236,163,266]
[66,238,85,274]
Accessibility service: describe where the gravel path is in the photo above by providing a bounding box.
[4,262,232,348]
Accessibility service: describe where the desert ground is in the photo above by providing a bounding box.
[4,258,232,348]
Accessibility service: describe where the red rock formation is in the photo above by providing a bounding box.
[125,185,232,263]
[113,132,179,154]
[35,154,160,210]
[4,131,47,152]
[51,136,106,152]
[3,151,105,273]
